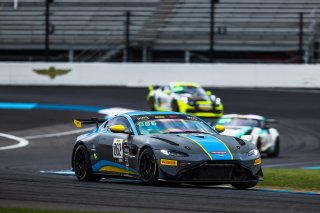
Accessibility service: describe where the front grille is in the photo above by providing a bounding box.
[178,162,253,182]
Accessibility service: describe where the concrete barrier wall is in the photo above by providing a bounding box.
[0,62,319,88]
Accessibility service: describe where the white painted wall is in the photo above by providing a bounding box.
[0,62,319,88]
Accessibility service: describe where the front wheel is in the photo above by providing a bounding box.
[269,138,280,157]
[231,181,257,190]
[147,97,155,111]
[171,100,180,112]
[139,148,159,185]
[73,145,101,182]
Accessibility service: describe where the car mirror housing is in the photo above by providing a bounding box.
[109,125,129,134]
[214,124,225,133]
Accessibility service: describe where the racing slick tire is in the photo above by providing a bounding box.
[139,148,159,185]
[269,138,280,157]
[171,100,180,112]
[231,181,258,190]
[147,97,156,111]
[73,145,101,182]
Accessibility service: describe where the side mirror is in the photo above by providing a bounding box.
[164,90,171,95]
[214,124,225,133]
[206,91,212,96]
[109,125,132,134]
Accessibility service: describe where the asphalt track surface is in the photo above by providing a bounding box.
[0,86,319,213]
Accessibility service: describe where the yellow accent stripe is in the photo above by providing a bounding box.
[180,135,213,160]
[99,166,136,175]
[214,137,234,160]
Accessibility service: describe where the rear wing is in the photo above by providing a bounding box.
[74,117,106,128]
[148,85,159,91]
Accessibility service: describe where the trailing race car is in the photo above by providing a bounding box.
[215,114,280,157]
[147,82,223,117]
[72,111,263,189]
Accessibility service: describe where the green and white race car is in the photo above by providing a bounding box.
[215,114,280,157]
[147,82,223,118]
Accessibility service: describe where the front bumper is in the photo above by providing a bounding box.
[158,159,263,183]
[178,100,224,118]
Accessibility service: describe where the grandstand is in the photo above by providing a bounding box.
[0,0,320,63]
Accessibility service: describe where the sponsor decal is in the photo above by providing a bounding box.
[33,66,71,79]
[93,153,98,160]
[186,116,197,120]
[155,116,165,119]
[137,116,149,121]
[254,158,262,166]
[210,151,227,154]
[160,159,178,166]
[112,138,123,159]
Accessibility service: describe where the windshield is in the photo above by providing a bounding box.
[172,85,208,100]
[131,114,216,135]
[217,117,260,127]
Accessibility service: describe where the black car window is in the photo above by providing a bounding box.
[106,116,131,131]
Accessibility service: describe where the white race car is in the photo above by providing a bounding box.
[215,114,280,157]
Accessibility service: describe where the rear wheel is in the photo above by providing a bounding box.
[231,181,257,189]
[73,145,101,182]
[139,148,159,185]
[171,100,179,112]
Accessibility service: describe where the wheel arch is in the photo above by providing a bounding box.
[138,145,154,163]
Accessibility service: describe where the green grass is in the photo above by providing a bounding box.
[0,208,122,213]
[257,168,320,191]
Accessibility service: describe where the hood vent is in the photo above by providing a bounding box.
[151,136,179,146]
[234,137,246,146]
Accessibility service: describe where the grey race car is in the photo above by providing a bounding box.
[72,111,263,189]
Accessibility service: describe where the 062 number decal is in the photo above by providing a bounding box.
[113,138,123,159]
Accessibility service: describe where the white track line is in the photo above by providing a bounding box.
[24,127,94,140]
[0,133,29,150]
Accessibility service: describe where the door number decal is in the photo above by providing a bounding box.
[113,138,123,158]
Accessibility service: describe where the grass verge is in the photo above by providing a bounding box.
[257,168,320,191]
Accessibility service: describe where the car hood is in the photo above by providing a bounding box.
[221,126,253,137]
[176,93,209,102]
[148,133,253,160]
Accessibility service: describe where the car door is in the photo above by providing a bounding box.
[96,116,132,173]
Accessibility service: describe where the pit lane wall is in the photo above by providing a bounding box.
[0,62,320,88]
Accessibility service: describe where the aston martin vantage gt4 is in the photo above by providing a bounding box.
[72,111,263,189]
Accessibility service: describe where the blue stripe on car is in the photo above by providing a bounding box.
[92,160,138,174]
[185,135,233,160]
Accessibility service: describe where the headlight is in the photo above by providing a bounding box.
[161,149,188,157]
[181,96,188,103]
[247,149,259,157]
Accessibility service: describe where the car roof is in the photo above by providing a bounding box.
[221,114,265,120]
[123,111,182,117]
[170,82,200,88]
